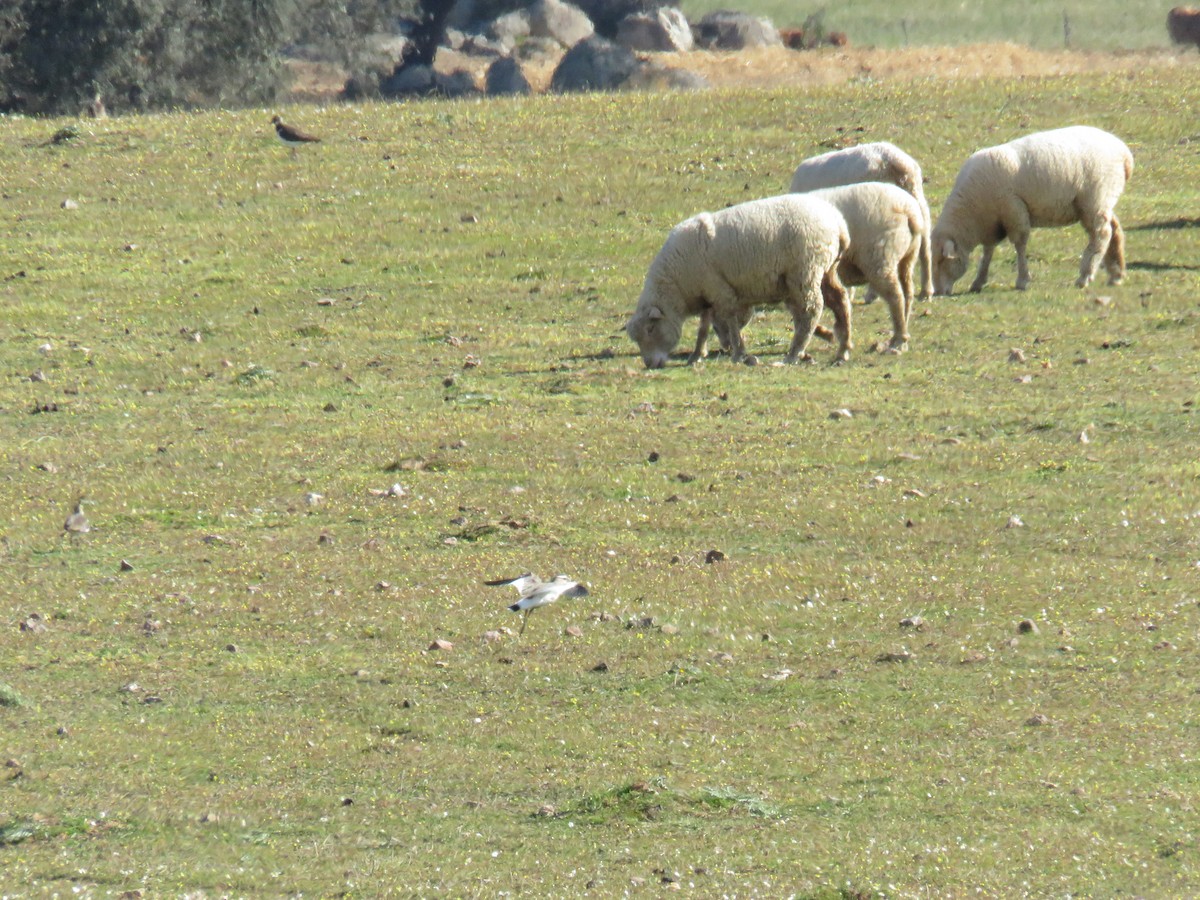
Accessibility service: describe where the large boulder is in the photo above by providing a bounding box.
[488,9,531,53]
[486,56,533,95]
[528,0,595,47]
[571,0,660,37]
[380,63,437,97]
[436,69,481,97]
[694,11,782,49]
[549,35,642,91]
[615,7,692,51]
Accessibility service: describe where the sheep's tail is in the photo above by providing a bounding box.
[1123,151,1134,184]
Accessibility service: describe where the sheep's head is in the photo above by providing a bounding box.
[626,304,681,369]
[932,237,969,295]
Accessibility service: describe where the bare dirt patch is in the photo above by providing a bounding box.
[288,42,1197,101]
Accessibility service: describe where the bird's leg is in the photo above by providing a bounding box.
[519,611,530,636]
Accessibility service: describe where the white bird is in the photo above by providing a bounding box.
[484,572,589,635]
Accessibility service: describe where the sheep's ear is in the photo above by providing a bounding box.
[648,306,664,320]
[942,239,958,261]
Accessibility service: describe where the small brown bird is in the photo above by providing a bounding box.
[63,497,90,539]
[271,115,320,156]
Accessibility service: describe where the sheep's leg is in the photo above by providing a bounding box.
[714,308,755,365]
[873,273,910,354]
[1103,214,1125,285]
[1076,210,1114,288]
[918,207,934,299]
[821,267,853,364]
[782,281,824,365]
[687,309,712,365]
[968,244,994,293]
[899,246,917,327]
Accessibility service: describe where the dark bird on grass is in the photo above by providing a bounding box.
[271,115,321,156]
[63,496,90,539]
[484,573,589,635]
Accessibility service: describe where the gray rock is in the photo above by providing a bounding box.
[550,34,642,91]
[486,56,532,95]
[381,63,436,97]
[515,35,565,62]
[574,0,660,37]
[435,69,481,97]
[615,7,693,51]
[694,10,782,49]
[529,0,595,47]
[489,8,531,50]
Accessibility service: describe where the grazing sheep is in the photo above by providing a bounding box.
[810,183,925,353]
[789,142,933,298]
[931,126,1133,294]
[1168,7,1200,47]
[692,183,925,358]
[626,194,851,369]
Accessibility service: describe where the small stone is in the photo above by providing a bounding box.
[535,804,556,817]
[1017,619,1039,634]
[591,661,609,673]
[1008,348,1026,363]
[647,451,660,463]
[899,616,924,630]
[830,408,853,419]
[142,619,162,634]
[704,549,726,564]
[1026,713,1051,727]
[1006,515,1024,528]
[463,354,481,369]
[876,650,913,663]
[1014,374,1033,384]
[56,726,69,736]
[19,614,47,634]
[659,623,679,636]
[61,199,79,210]
[318,532,334,545]
[483,630,504,643]
[341,797,354,806]
[119,559,134,572]
[428,639,453,651]
[226,644,239,653]
[564,625,584,638]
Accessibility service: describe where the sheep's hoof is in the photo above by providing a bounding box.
[685,352,703,365]
[1108,273,1124,285]
[1016,279,1032,291]
[886,342,908,355]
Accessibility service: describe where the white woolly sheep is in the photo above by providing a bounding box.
[626,194,851,369]
[691,182,925,358]
[931,125,1133,294]
[789,141,933,298]
[809,183,925,353]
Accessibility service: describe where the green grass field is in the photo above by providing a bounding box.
[681,0,1181,50]
[2,66,1200,896]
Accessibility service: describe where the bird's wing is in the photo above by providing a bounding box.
[484,573,540,593]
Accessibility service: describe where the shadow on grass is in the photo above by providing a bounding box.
[1128,217,1200,232]
[1127,260,1200,272]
